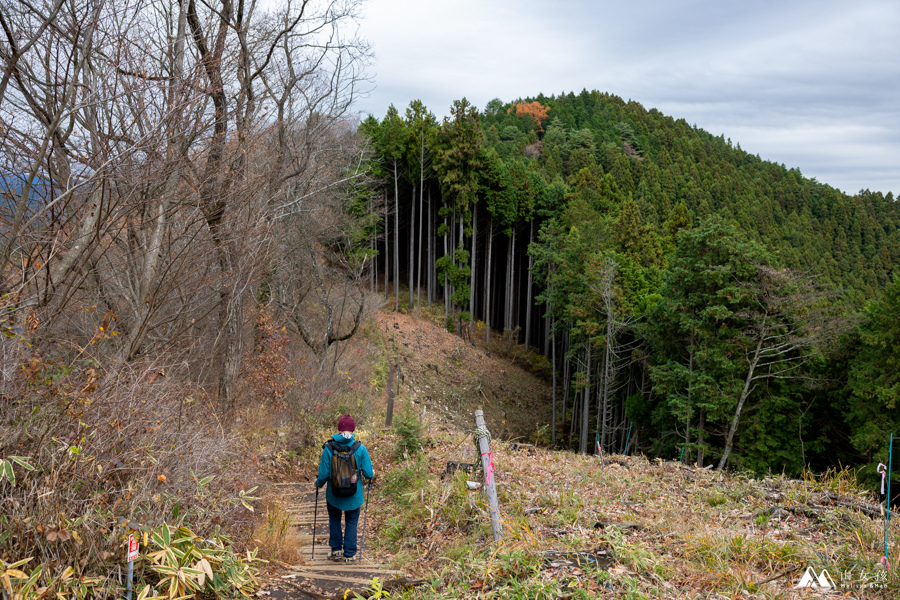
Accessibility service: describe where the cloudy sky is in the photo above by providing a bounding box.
[354,0,898,196]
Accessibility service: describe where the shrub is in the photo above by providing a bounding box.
[445,316,456,333]
[378,458,430,551]
[0,354,248,599]
[380,456,429,503]
[393,408,425,459]
[142,524,260,599]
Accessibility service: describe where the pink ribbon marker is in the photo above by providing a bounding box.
[481,451,495,486]
[878,463,888,495]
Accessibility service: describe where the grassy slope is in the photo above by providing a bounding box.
[357,309,900,600]
[376,310,552,442]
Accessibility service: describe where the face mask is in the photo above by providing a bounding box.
[340,431,352,439]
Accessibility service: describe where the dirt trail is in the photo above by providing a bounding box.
[377,311,552,441]
[265,485,401,600]
[264,310,552,598]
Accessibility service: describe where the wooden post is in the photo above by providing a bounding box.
[385,357,395,427]
[474,410,502,543]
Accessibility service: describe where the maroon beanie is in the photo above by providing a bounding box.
[337,414,355,432]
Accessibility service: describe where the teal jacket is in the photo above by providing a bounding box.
[315,434,374,511]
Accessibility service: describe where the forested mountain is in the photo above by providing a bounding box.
[2,0,898,584]
[362,90,900,479]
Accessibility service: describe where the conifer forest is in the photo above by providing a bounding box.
[361,92,900,481]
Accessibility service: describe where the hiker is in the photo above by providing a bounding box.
[315,414,374,562]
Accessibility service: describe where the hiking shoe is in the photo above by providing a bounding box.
[342,555,358,562]
[328,550,343,561]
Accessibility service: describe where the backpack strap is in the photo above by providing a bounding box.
[323,440,360,454]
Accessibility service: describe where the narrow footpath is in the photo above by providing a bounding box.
[266,485,405,600]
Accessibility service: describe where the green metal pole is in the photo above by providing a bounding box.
[886,433,893,565]
[679,447,684,463]
[624,422,633,455]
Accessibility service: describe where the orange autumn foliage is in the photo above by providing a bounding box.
[507,101,551,131]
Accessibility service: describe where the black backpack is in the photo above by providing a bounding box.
[326,440,361,497]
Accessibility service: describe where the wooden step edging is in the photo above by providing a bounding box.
[277,496,404,590]
[292,564,404,575]
[282,572,373,585]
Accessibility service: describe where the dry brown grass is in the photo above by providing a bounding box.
[0,357,250,597]
[250,501,305,564]
[357,412,900,599]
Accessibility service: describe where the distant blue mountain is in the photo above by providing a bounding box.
[0,172,53,220]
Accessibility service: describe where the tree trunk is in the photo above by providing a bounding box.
[697,410,706,467]
[117,1,189,362]
[416,168,424,315]
[456,211,464,333]
[580,343,591,454]
[512,230,519,336]
[569,373,579,448]
[443,210,449,316]
[386,354,395,427]
[384,192,389,300]
[450,204,456,319]
[717,329,765,470]
[409,182,415,309]
[544,310,551,357]
[686,346,694,462]
[685,406,692,463]
[469,202,477,330]
[525,220,534,348]
[369,195,375,293]
[393,160,399,311]
[427,186,433,306]
[220,283,244,415]
[551,310,556,446]
[505,230,514,331]
[600,313,612,452]
[563,331,571,445]
[492,258,499,336]
[484,218,493,343]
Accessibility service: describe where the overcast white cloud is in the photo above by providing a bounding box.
[354,0,899,196]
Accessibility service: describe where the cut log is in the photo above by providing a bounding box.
[594,521,643,531]
[752,505,823,520]
[818,492,883,518]
[509,443,535,453]
[542,549,615,570]
[443,461,475,477]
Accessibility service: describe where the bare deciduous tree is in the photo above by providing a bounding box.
[0,0,372,411]
[717,268,841,470]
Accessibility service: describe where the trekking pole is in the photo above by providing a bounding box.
[359,477,372,558]
[312,486,319,559]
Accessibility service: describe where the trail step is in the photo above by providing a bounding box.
[269,484,404,593]
[282,572,373,585]
[293,565,404,574]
